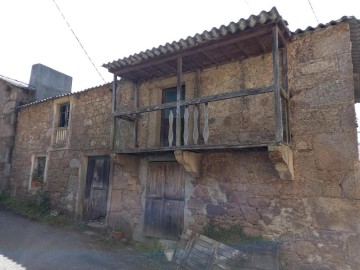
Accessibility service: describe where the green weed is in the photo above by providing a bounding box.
[203,222,261,246]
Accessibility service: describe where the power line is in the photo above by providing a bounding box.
[51,0,106,83]
[243,0,252,10]
[307,0,319,24]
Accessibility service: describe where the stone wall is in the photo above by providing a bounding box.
[184,23,359,269]
[111,22,360,269]
[0,80,34,191]
[10,84,112,214]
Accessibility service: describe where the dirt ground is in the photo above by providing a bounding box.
[0,210,173,270]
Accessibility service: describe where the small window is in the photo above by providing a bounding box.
[31,157,46,189]
[59,102,70,127]
[160,86,185,146]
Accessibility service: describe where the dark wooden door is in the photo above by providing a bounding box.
[84,156,110,221]
[144,162,185,240]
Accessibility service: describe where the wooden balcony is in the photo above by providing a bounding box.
[111,25,290,155]
[112,84,290,154]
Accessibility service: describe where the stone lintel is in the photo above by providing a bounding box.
[268,144,294,181]
[174,150,202,177]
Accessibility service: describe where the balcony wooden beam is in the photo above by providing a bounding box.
[114,85,273,117]
[272,26,283,142]
[176,55,183,146]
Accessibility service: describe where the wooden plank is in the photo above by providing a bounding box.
[113,141,273,154]
[193,243,214,255]
[256,37,267,52]
[282,47,288,93]
[198,235,218,245]
[207,242,219,270]
[118,114,136,122]
[185,257,206,269]
[184,106,189,145]
[193,69,200,145]
[168,110,174,147]
[280,87,289,100]
[203,103,209,144]
[188,250,211,264]
[164,162,185,199]
[193,106,199,145]
[192,246,213,259]
[114,85,273,116]
[272,26,283,142]
[176,233,200,270]
[146,163,165,197]
[202,51,219,65]
[176,55,182,146]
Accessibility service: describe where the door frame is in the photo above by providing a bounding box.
[134,154,194,242]
[76,152,113,223]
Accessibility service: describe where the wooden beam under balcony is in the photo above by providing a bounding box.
[112,141,274,154]
[114,85,273,117]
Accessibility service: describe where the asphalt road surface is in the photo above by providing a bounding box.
[0,210,168,270]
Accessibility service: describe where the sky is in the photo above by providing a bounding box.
[0,0,359,92]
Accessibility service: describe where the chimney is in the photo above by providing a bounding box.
[29,64,72,100]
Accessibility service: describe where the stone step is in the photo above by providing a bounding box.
[85,221,110,236]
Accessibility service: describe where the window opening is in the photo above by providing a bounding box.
[160,86,185,147]
[31,156,46,188]
[59,102,70,127]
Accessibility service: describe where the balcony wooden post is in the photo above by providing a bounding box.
[112,75,117,113]
[272,26,283,142]
[133,83,139,148]
[111,75,117,150]
[193,69,200,145]
[176,55,183,146]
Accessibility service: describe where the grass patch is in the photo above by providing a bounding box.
[134,239,170,268]
[0,191,87,230]
[203,222,262,247]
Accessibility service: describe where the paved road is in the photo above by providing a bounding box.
[0,210,167,270]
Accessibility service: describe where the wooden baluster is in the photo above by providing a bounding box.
[203,103,209,144]
[168,110,174,147]
[184,106,189,145]
[193,106,199,145]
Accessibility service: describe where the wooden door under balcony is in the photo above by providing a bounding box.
[84,156,110,221]
[144,162,185,240]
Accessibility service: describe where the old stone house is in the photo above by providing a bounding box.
[0,64,72,192]
[101,7,360,269]
[6,7,360,269]
[10,82,111,217]
[0,75,35,191]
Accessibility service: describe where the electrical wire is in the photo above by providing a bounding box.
[51,0,106,83]
[307,0,319,24]
[243,0,252,10]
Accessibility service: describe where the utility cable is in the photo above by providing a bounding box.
[307,0,319,24]
[51,0,106,83]
[243,0,252,10]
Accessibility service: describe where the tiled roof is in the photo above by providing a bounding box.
[292,16,359,35]
[0,74,34,90]
[102,7,289,72]
[18,82,111,109]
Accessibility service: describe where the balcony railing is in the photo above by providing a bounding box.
[54,127,68,146]
[112,84,289,154]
